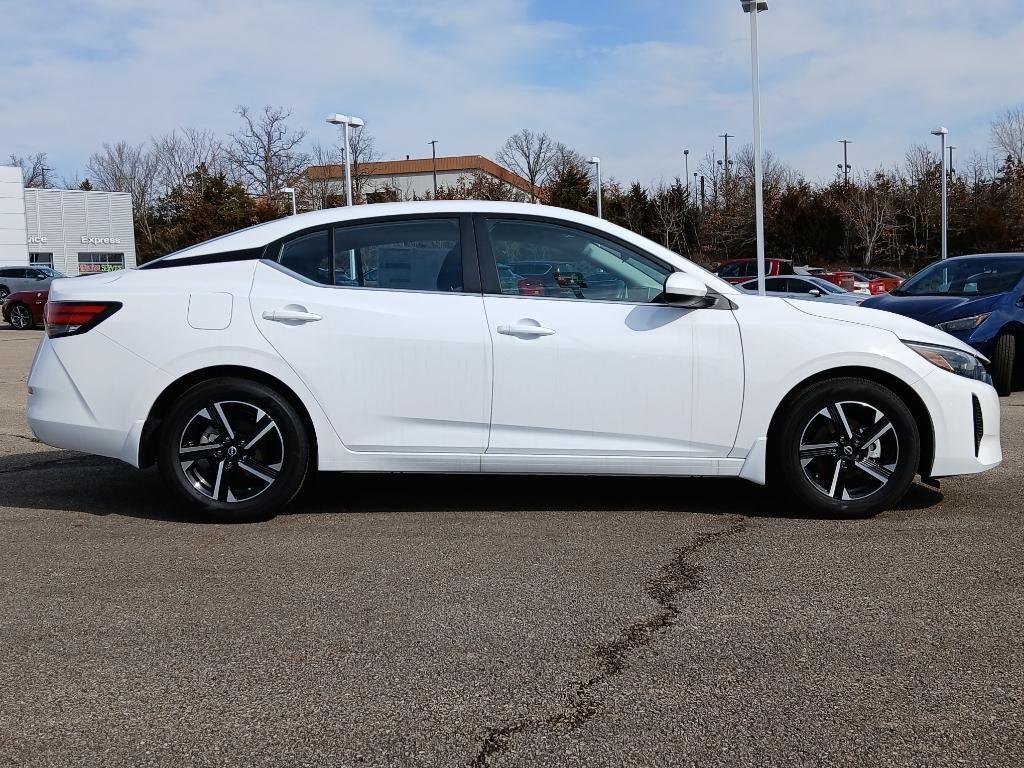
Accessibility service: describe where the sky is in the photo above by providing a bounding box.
[2,0,1023,187]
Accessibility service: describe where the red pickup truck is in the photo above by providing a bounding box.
[716,258,795,284]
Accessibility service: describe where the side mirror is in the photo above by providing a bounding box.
[663,272,710,308]
[808,288,822,297]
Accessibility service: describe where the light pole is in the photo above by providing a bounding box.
[719,133,735,205]
[948,145,956,178]
[588,156,603,218]
[683,149,690,195]
[839,139,852,186]
[428,139,439,197]
[326,113,365,206]
[280,186,296,215]
[741,0,768,295]
[693,171,699,207]
[932,126,949,260]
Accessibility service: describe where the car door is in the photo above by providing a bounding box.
[475,215,744,463]
[249,214,491,462]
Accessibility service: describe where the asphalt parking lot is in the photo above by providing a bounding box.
[1,328,1022,768]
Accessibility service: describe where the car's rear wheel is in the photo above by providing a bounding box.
[776,378,920,518]
[157,378,310,522]
[991,333,1016,397]
[8,303,33,330]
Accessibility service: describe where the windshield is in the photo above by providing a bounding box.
[806,277,847,294]
[896,257,1024,297]
[37,267,65,278]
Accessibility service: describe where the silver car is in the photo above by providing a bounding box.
[739,275,865,305]
[0,266,64,300]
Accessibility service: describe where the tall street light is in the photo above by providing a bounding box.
[741,0,768,294]
[948,145,956,177]
[683,149,690,195]
[280,186,296,215]
[719,133,735,205]
[588,156,603,218]
[839,139,852,186]
[932,126,949,260]
[428,139,439,198]
[326,113,365,206]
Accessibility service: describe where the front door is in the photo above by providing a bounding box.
[250,215,491,457]
[476,215,744,460]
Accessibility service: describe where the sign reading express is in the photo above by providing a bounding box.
[81,236,122,246]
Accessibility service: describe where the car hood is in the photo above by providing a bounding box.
[784,299,986,359]
[860,292,1003,323]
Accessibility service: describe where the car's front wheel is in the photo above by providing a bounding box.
[991,333,1016,397]
[157,378,311,522]
[776,378,920,518]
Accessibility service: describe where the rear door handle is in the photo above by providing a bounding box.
[497,323,556,337]
[262,309,322,323]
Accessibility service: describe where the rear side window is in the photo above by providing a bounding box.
[279,230,330,283]
[763,278,789,292]
[333,219,462,293]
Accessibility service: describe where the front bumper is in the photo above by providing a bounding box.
[913,367,1001,477]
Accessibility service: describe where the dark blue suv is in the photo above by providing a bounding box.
[862,253,1024,395]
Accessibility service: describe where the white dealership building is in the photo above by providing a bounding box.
[0,165,137,275]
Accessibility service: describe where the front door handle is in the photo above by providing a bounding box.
[497,323,556,337]
[262,309,322,323]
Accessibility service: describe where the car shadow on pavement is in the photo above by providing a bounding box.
[0,449,945,524]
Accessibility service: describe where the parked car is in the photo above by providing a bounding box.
[862,253,1024,395]
[2,289,48,329]
[738,276,866,305]
[26,202,1000,523]
[794,265,825,276]
[819,270,897,295]
[716,258,795,284]
[0,266,65,300]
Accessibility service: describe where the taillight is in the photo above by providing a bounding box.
[517,278,546,297]
[45,301,122,339]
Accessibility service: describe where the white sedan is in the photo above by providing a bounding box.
[26,202,1001,522]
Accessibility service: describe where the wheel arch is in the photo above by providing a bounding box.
[766,366,936,479]
[138,365,319,468]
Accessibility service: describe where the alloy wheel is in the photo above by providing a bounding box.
[178,400,284,503]
[798,400,899,502]
[10,305,32,330]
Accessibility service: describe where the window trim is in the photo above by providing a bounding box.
[473,212,676,305]
[265,212,482,295]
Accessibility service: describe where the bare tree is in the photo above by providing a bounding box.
[228,105,309,201]
[840,173,896,266]
[300,141,343,211]
[8,152,52,187]
[86,141,161,248]
[347,125,381,202]
[496,129,557,202]
[153,127,226,192]
[991,105,1024,164]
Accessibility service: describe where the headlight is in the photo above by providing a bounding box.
[904,341,992,383]
[935,313,990,333]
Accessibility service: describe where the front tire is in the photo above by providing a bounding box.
[776,378,920,518]
[991,333,1016,397]
[157,378,310,522]
[8,303,33,330]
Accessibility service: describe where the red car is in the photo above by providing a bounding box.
[2,289,48,330]
[716,258,795,284]
[819,271,903,296]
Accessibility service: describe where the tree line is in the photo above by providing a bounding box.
[7,105,1024,271]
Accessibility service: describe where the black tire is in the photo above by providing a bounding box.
[8,303,33,330]
[0,285,9,301]
[776,377,920,518]
[157,378,311,522]
[991,333,1016,397]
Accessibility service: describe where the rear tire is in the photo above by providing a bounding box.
[157,378,310,522]
[991,333,1016,397]
[776,378,920,518]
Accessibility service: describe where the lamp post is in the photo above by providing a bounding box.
[741,0,768,295]
[588,156,603,218]
[280,186,296,215]
[948,145,956,178]
[326,113,365,206]
[839,139,852,186]
[693,171,699,207]
[932,126,949,260]
[719,133,735,206]
[428,139,439,197]
[683,149,690,195]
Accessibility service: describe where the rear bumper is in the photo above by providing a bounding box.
[26,334,159,467]
[913,368,1001,477]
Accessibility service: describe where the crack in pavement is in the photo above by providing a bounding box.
[0,453,108,475]
[468,516,748,767]
[0,432,41,443]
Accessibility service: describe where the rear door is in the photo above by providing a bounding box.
[476,214,744,461]
[250,214,491,460]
